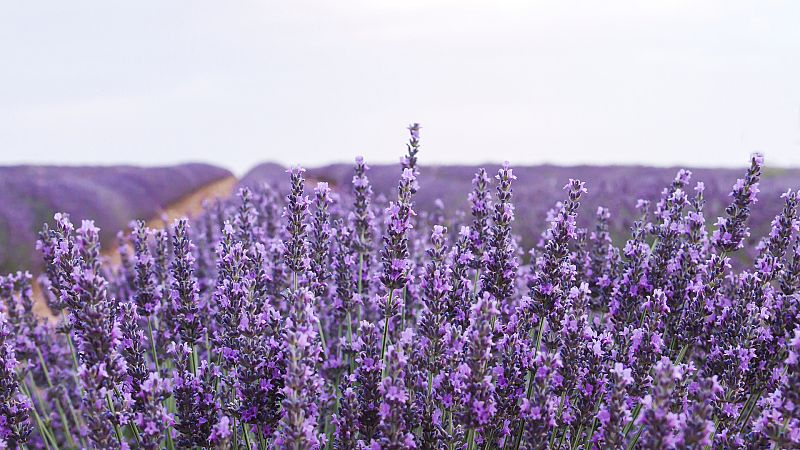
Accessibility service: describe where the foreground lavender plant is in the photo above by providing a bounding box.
[2,127,798,450]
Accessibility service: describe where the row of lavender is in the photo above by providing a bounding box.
[0,163,232,274]
[1,125,799,448]
[244,160,800,265]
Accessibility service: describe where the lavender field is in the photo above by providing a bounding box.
[1,125,800,449]
[245,162,800,264]
[0,164,232,274]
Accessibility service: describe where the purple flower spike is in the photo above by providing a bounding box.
[712,153,763,253]
[283,166,311,281]
[0,312,31,448]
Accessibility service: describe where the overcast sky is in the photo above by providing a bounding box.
[1,1,799,175]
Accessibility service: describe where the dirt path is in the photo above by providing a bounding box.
[101,175,238,261]
[143,175,238,230]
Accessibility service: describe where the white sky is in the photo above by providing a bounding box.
[1,1,799,175]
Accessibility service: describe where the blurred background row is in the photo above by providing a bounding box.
[4,159,799,274]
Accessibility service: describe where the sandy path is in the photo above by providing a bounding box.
[142,175,238,230]
[103,175,238,258]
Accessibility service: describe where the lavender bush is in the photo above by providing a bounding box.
[2,125,800,449]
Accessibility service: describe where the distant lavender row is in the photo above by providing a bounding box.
[0,163,232,273]
[242,162,800,259]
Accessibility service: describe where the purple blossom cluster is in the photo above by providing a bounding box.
[1,125,800,449]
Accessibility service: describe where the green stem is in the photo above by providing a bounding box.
[483,431,494,449]
[623,403,642,437]
[34,345,78,448]
[676,343,689,364]
[147,317,162,373]
[147,317,176,450]
[190,345,199,377]
[62,315,85,394]
[63,393,85,448]
[29,379,62,450]
[466,428,476,450]
[400,287,408,331]
[447,409,454,450]
[205,330,212,365]
[778,415,792,447]
[547,392,567,448]
[513,318,547,450]
[534,318,546,357]
[105,392,124,446]
[317,318,328,353]
[584,418,598,448]
[571,424,584,450]
[556,426,568,449]
[114,386,142,446]
[235,417,242,449]
[325,374,341,450]
[242,416,252,448]
[20,381,57,450]
[737,389,762,434]
[381,289,395,362]
[626,425,644,450]
[357,252,364,322]
[357,253,364,293]
[706,388,734,449]
[165,425,176,450]
[346,310,355,373]
[258,424,268,449]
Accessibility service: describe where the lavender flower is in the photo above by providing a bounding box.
[469,169,492,272]
[284,166,311,283]
[131,221,159,316]
[332,220,357,343]
[375,333,416,449]
[310,182,333,299]
[379,167,418,359]
[351,156,375,294]
[131,372,173,450]
[595,362,633,448]
[712,153,763,253]
[173,357,222,447]
[171,219,203,348]
[455,292,499,433]
[447,226,474,327]
[679,376,720,449]
[332,374,359,449]
[402,123,422,194]
[527,178,586,341]
[751,330,800,447]
[418,225,451,376]
[275,288,324,449]
[0,312,31,448]
[480,162,518,311]
[380,168,417,292]
[354,321,383,444]
[635,357,683,449]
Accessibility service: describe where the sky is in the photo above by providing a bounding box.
[1,1,799,175]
